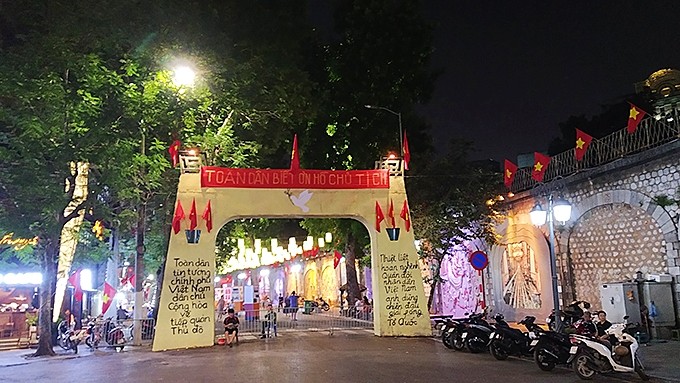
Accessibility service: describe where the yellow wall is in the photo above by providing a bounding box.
[152,174,430,351]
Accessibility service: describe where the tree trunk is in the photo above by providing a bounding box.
[152,221,172,323]
[344,232,361,306]
[427,261,441,312]
[133,202,146,345]
[34,240,59,357]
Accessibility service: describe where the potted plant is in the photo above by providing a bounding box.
[25,312,38,343]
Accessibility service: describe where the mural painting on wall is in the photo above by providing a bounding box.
[439,251,480,317]
[258,275,270,298]
[320,266,336,304]
[304,269,318,299]
[274,276,284,302]
[502,242,541,309]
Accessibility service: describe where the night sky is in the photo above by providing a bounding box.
[421,1,680,161]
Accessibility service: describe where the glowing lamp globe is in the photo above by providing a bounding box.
[529,203,547,226]
[553,198,572,223]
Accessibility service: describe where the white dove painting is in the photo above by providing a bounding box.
[289,189,314,212]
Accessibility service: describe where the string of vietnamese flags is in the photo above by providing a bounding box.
[375,199,411,233]
[172,199,213,234]
[504,102,647,189]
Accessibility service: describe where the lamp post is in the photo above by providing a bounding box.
[365,105,403,158]
[530,194,572,331]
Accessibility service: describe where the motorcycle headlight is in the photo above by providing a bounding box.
[546,317,551,323]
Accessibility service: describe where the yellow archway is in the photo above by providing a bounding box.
[152,156,430,351]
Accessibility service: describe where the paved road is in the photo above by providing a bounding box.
[0,331,669,383]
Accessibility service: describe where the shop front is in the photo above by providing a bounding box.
[0,272,41,339]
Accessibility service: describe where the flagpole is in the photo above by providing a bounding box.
[398,112,403,159]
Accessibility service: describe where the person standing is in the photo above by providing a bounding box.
[288,291,299,321]
[260,303,277,338]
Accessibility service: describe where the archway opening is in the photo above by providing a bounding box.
[212,218,375,336]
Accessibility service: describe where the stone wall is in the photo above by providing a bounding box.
[568,203,666,307]
[495,141,680,324]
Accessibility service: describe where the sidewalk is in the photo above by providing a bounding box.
[639,340,680,382]
[0,345,149,368]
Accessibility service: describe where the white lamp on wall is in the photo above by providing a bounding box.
[529,194,572,331]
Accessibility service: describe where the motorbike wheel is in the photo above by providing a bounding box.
[572,352,596,380]
[534,346,556,371]
[322,305,330,312]
[58,337,70,350]
[466,337,486,353]
[635,356,649,381]
[452,332,466,351]
[442,332,454,349]
[489,341,509,360]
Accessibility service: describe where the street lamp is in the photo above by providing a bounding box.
[530,195,572,331]
[365,105,403,158]
[172,65,196,87]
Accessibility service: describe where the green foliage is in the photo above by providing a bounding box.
[302,0,436,170]
[408,139,504,273]
[652,192,679,208]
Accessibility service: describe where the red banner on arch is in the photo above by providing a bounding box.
[200,167,390,189]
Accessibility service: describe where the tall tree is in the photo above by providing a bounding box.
[299,0,436,303]
[407,139,503,310]
[0,21,132,357]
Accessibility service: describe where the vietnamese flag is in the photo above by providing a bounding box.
[399,199,411,232]
[532,152,550,182]
[202,200,213,233]
[574,129,593,161]
[388,199,396,228]
[402,131,411,170]
[375,201,385,232]
[102,282,116,314]
[333,250,343,269]
[67,269,83,302]
[290,134,300,170]
[168,140,181,167]
[504,160,518,189]
[189,198,198,230]
[172,200,185,234]
[627,103,647,134]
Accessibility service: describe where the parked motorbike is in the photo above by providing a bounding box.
[547,300,590,331]
[567,317,649,381]
[531,323,573,371]
[487,314,540,360]
[440,318,466,350]
[103,318,127,352]
[460,312,493,353]
[84,319,100,350]
[57,321,86,354]
[317,298,330,312]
